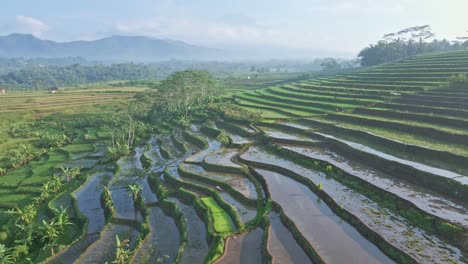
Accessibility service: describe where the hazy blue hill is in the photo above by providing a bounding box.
[0,34,223,61]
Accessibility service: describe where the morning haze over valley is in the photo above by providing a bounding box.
[0,1,467,264]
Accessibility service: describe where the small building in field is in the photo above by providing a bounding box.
[0,87,6,94]
[49,87,59,94]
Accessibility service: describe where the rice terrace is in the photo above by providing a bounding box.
[0,2,468,264]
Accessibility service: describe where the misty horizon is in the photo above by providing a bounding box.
[1,0,467,60]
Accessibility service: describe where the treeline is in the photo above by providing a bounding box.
[358,25,468,66]
[0,63,158,90]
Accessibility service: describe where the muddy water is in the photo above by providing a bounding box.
[242,147,464,263]
[254,168,393,264]
[48,172,112,264]
[160,134,183,158]
[219,192,256,224]
[76,172,112,234]
[232,123,255,133]
[316,132,468,183]
[204,149,243,170]
[75,223,139,264]
[110,187,143,221]
[280,122,314,130]
[144,135,165,172]
[216,228,264,264]
[135,176,158,203]
[228,133,253,145]
[108,148,148,221]
[212,123,253,145]
[282,144,468,227]
[132,207,180,264]
[48,234,100,264]
[268,212,312,264]
[181,163,257,200]
[186,138,222,163]
[168,198,210,264]
[259,126,315,142]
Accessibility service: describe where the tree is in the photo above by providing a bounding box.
[445,74,468,90]
[50,175,63,193]
[128,184,142,202]
[358,25,466,66]
[39,220,60,255]
[320,58,341,71]
[54,207,72,234]
[149,70,216,121]
[0,244,14,264]
[8,204,37,229]
[114,235,131,264]
[61,167,81,182]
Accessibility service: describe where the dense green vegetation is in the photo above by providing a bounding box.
[0,63,157,90]
[358,25,468,66]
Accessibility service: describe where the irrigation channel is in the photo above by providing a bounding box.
[43,118,467,264]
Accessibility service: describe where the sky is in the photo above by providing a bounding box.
[1,0,467,57]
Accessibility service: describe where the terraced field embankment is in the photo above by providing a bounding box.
[226,49,468,263]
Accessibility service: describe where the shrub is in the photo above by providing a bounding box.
[216,130,231,147]
[445,73,468,90]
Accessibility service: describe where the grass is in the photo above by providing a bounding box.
[200,196,234,233]
[330,112,468,135]
[62,144,94,153]
[85,128,98,140]
[314,117,468,156]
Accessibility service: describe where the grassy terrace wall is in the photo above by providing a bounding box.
[178,164,257,207]
[139,152,152,170]
[171,133,188,153]
[353,108,468,130]
[156,137,171,159]
[298,118,468,172]
[215,121,253,137]
[374,102,468,119]
[183,130,209,149]
[327,113,468,145]
[164,167,244,232]
[313,133,468,203]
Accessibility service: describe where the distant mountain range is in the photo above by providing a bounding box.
[0,33,224,62]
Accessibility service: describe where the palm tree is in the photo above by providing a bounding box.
[54,207,72,233]
[61,167,81,182]
[50,175,63,193]
[0,244,14,264]
[40,220,60,255]
[8,204,37,229]
[102,185,115,214]
[114,235,131,264]
[39,182,52,203]
[128,184,142,202]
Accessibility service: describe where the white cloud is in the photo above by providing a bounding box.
[15,16,50,36]
[113,16,282,47]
